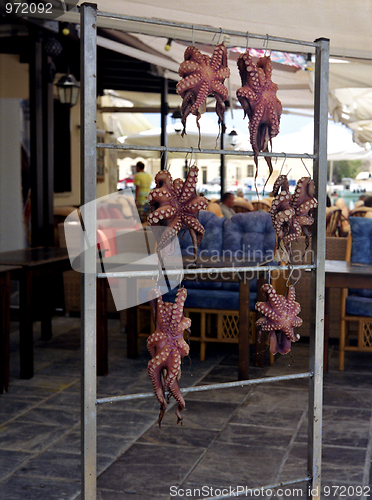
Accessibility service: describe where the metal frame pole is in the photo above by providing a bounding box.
[308,37,329,500]
[80,3,98,500]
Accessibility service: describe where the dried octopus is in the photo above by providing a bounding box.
[270,175,318,262]
[176,43,230,146]
[147,165,208,262]
[147,287,191,425]
[236,52,282,186]
[255,283,302,355]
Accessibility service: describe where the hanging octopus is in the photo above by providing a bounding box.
[270,175,318,262]
[270,175,301,262]
[147,287,191,425]
[236,52,282,186]
[291,177,318,251]
[176,43,230,147]
[147,165,208,262]
[255,283,302,355]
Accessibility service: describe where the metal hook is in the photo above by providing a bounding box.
[285,264,294,288]
[301,156,311,176]
[213,28,223,45]
[279,152,287,176]
[264,34,269,54]
[192,25,195,46]
[245,31,250,51]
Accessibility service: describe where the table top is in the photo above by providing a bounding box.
[0,247,70,268]
[325,260,372,277]
[325,259,372,289]
[0,264,21,273]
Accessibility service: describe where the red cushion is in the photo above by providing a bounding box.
[107,207,123,219]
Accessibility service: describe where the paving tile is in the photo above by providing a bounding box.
[138,422,218,448]
[244,384,308,409]
[182,441,285,490]
[216,422,294,449]
[230,402,305,430]
[0,449,35,481]
[322,445,367,484]
[186,385,251,404]
[0,420,69,452]
[50,429,133,458]
[96,408,158,438]
[97,442,204,495]
[17,450,112,481]
[0,396,39,416]
[0,474,81,500]
[17,406,80,427]
[156,399,239,431]
[324,371,372,390]
[95,490,169,500]
[323,386,372,409]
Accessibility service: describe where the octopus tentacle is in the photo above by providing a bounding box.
[147,287,191,425]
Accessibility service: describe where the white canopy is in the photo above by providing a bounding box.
[66,1,372,145]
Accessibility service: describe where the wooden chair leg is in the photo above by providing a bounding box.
[339,316,346,371]
[200,312,206,361]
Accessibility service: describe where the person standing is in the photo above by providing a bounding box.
[133,161,152,220]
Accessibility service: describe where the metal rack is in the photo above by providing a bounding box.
[79,4,329,499]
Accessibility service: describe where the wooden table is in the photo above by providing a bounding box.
[98,254,273,380]
[324,260,372,371]
[0,265,21,393]
[0,247,71,380]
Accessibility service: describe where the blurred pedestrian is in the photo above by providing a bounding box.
[133,161,152,220]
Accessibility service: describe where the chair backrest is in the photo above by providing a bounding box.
[222,211,275,260]
[350,207,372,218]
[326,207,343,236]
[251,200,271,212]
[349,216,372,264]
[233,205,251,214]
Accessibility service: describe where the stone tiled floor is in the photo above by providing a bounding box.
[0,315,372,500]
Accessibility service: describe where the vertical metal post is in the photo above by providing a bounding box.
[308,37,329,500]
[160,76,168,170]
[220,119,225,196]
[80,4,97,500]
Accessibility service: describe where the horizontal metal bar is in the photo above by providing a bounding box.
[96,10,319,49]
[97,263,316,279]
[96,372,312,404]
[195,476,311,500]
[97,142,317,160]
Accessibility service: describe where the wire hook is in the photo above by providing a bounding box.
[213,27,223,45]
[279,152,287,176]
[301,156,312,176]
[245,31,250,51]
[192,25,195,46]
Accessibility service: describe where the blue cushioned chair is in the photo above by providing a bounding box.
[339,217,372,370]
[138,210,278,361]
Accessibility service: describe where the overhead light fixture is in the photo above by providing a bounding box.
[171,107,183,133]
[56,72,80,107]
[228,129,238,146]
